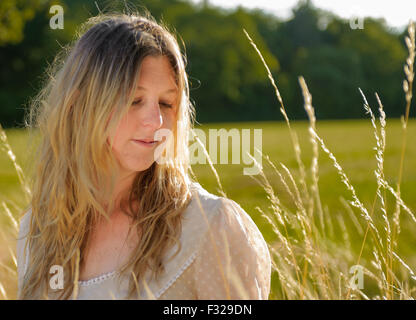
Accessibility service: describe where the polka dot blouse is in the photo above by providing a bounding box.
[17,182,271,299]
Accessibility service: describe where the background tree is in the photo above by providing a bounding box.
[0,0,411,127]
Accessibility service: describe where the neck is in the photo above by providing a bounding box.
[107,170,137,214]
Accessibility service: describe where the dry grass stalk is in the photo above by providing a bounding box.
[390,21,415,296]
[242,21,416,299]
[0,124,32,203]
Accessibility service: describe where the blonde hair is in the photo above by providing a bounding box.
[20,10,196,299]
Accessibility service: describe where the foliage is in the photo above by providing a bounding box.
[0,0,412,128]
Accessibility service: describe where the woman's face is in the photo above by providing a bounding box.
[107,55,178,176]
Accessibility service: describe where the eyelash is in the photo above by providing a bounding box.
[132,99,173,109]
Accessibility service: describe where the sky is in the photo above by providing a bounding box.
[191,0,416,32]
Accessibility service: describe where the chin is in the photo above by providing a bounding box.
[127,160,155,172]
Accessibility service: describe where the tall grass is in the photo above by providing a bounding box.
[0,21,415,300]
[239,20,416,299]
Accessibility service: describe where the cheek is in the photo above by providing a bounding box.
[163,110,177,130]
[107,115,132,149]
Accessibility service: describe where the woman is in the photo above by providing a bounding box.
[16,11,271,300]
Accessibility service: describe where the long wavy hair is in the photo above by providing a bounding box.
[19,11,196,299]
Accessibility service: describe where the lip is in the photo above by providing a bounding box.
[132,139,159,147]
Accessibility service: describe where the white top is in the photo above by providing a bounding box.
[16,182,271,299]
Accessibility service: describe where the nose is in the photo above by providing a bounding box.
[140,100,163,130]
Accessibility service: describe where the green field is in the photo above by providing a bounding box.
[1,119,416,299]
[192,119,416,244]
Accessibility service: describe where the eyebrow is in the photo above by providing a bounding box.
[136,86,178,94]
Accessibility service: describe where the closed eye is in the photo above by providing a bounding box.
[160,102,173,108]
[132,99,142,106]
[132,99,173,108]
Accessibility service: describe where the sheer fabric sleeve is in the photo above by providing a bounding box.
[192,198,271,300]
[16,208,31,298]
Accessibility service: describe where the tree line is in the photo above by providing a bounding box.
[0,0,411,127]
